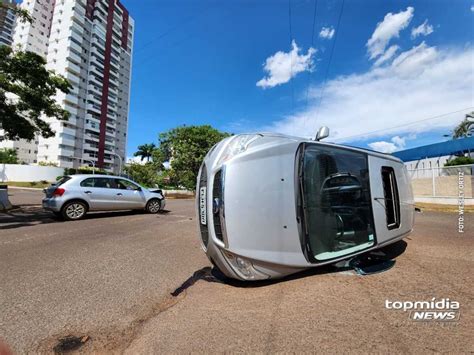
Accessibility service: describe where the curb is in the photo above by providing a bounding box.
[6,186,45,191]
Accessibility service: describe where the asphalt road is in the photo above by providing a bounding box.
[0,189,472,353]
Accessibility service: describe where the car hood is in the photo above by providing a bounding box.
[222,139,311,267]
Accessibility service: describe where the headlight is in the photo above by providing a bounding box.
[222,250,269,280]
[216,134,261,166]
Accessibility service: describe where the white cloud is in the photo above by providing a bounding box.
[373,45,399,66]
[368,141,398,153]
[126,156,147,165]
[367,7,414,60]
[263,47,474,142]
[368,135,408,153]
[319,26,335,39]
[256,40,316,89]
[391,41,437,76]
[391,135,406,148]
[411,20,434,38]
[471,5,474,12]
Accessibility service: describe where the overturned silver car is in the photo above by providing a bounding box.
[196,130,414,281]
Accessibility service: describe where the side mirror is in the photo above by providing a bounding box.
[315,126,329,141]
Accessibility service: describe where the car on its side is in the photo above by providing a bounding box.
[43,174,166,221]
[196,130,415,281]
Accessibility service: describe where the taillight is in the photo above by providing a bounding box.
[53,188,65,197]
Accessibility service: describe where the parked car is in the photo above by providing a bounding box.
[43,174,166,221]
[196,129,414,281]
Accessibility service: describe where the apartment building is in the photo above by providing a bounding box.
[0,0,17,46]
[0,0,52,164]
[11,0,54,57]
[36,0,134,173]
[2,0,134,172]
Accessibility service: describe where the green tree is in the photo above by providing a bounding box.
[452,112,474,139]
[133,143,156,162]
[0,46,71,141]
[0,148,18,164]
[154,125,230,189]
[124,162,161,187]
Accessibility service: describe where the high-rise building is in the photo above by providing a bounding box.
[2,0,134,172]
[0,0,17,46]
[37,0,134,173]
[0,0,52,164]
[11,0,54,57]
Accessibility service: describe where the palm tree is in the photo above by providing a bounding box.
[451,112,474,139]
[134,143,156,162]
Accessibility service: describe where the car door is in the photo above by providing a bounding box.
[113,178,147,209]
[79,177,120,211]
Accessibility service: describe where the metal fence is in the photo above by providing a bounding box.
[407,164,473,198]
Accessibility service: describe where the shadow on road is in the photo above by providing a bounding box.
[0,206,170,230]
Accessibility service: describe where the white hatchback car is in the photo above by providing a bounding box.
[197,132,414,281]
[43,174,166,220]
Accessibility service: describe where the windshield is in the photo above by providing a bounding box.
[298,144,376,262]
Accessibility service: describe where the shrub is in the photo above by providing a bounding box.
[444,156,474,167]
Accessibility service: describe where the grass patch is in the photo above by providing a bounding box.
[415,202,474,213]
[5,181,51,189]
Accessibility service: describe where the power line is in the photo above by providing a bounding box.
[335,107,474,141]
[134,6,213,55]
[303,0,319,131]
[312,0,345,128]
[288,0,295,112]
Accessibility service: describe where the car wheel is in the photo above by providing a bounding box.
[146,199,161,213]
[61,201,87,221]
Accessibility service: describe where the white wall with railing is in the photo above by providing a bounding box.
[407,164,473,204]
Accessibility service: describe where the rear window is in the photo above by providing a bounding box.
[56,176,71,186]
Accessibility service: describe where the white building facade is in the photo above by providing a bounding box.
[0,0,49,164]
[37,0,134,173]
[2,0,134,172]
[0,0,17,46]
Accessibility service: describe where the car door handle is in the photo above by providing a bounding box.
[84,191,92,194]
[117,193,123,196]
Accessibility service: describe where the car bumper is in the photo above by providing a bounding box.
[42,198,61,212]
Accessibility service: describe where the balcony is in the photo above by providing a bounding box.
[68,50,82,63]
[83,143,99,151]
[67,39,82,53]
[65,72,80,85]
[66,61,82,76]
[86,103,101,115]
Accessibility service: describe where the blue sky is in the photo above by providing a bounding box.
[122,0,474,158]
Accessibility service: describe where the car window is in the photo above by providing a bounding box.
[80,178,116,188]
[55,176,71,186]
[80,178,95,187]
[115,179,140,190]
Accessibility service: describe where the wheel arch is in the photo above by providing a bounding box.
[62,198,90,212]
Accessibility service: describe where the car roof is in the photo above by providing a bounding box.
[70,174,130,179]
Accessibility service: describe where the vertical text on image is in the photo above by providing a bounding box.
[458,171,464,233]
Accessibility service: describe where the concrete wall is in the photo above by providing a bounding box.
[0,164,64,182]
[411,176,473,198]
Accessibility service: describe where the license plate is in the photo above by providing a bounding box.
[199,187,207,225]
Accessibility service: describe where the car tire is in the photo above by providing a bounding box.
[146,199,161,214]
[61,200,87,221]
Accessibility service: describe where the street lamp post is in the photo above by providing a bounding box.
[69,156,96,174]
[111,153,122,176]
